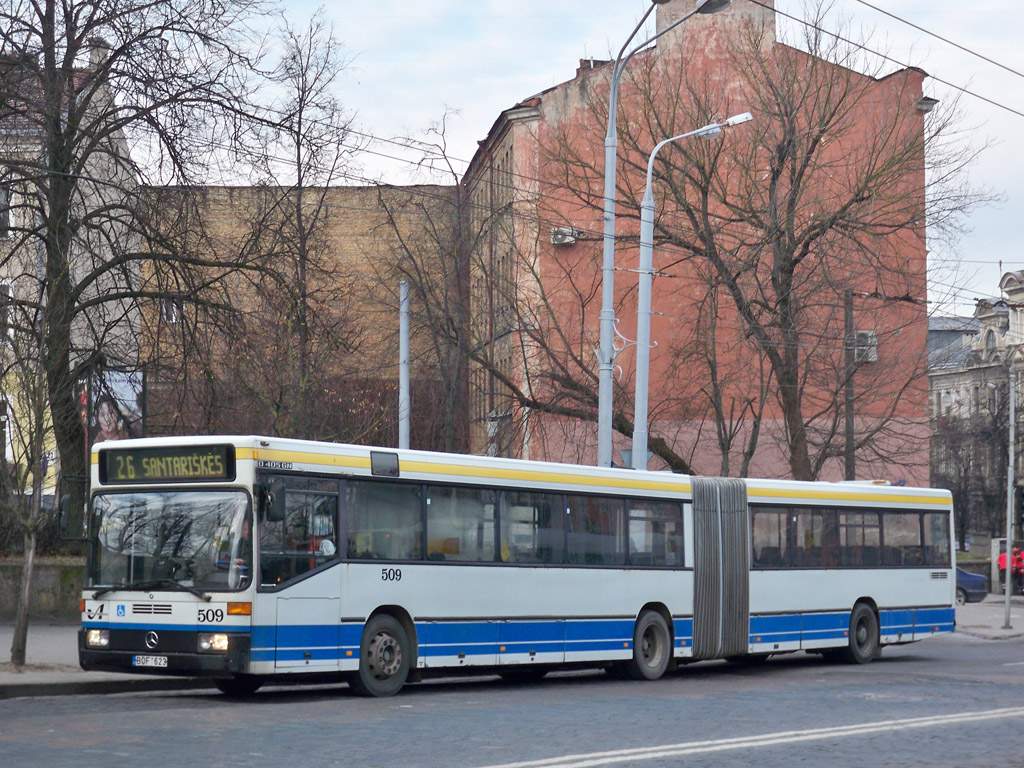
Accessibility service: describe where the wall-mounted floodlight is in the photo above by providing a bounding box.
[696,0,733,12]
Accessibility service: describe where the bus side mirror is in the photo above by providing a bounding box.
[58,493,72,532]
[264,480,287,522]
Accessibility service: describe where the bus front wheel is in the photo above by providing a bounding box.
[214,675,263,697]
[351,614,411,697]
[626,610,671,680]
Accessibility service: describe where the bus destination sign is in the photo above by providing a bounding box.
[100,445,236,484]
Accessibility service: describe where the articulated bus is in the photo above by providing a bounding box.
[79,436,955,696]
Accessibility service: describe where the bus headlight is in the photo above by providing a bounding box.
[198,633,230,653]
[85,629,109,648]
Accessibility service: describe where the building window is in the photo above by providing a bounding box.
[853,330,878,363]
[160,298,180,324]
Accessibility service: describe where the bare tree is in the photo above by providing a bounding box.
[0,0,267,531]
[538,3,989,479]
[1,266,58,665]
[233,12,365,439]
[667,266,770,476]
[142,15,428,445]
[932,385,1009,548]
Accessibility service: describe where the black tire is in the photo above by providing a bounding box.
[726,653,770,666]
[626,610,671,680]
[350,614,411,697]
[955,588,968,606]
[214,675,263,697]
[498,667,548,682]
[844,603,880,664]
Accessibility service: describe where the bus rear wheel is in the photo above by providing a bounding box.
[626,610,671,680]
[350,614,410,697]
[844,603,879,664]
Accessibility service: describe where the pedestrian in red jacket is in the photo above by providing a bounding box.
[1013,548,1024,594]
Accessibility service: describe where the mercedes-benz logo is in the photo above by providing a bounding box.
[145,631,159,650]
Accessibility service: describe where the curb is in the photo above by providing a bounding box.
[954,629,1024,641]
[0,676,214,700]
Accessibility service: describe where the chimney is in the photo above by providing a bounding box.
[88,37,111,70]
[576,58,611,78]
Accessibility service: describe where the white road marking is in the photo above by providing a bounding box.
[473,707,1024,768]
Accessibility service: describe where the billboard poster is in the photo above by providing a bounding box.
[89,369,144,448]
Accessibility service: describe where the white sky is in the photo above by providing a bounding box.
[296,0,1023,316]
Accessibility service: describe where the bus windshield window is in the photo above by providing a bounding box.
[89,490,252,591]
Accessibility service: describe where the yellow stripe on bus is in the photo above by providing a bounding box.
[93,443,949,506]
[247,448,690,493]
[747,487,949,506]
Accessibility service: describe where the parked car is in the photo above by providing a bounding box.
[956,567,988,605]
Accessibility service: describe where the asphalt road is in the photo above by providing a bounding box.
[1,632,1022,768]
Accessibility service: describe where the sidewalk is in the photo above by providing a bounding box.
[2,596,1023,699]
[0,623,211,699]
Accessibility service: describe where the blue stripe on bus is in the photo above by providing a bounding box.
[880,609,914,635]
[247,607,955,665]
[274,623,340,648]
[749,613,849,644]
[914,607,955,632]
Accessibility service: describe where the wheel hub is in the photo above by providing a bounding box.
[368,632,402,678]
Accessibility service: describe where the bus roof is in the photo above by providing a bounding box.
[91,435,951,506]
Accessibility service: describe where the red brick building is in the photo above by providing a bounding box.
[462,0,933,482]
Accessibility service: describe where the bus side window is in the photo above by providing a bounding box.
[882,512,923,567]
[347,480,423,561]
[499,490,564,564]
[425,485,496,562]
[923,512,951,566]
[751,507,790,568]
[626,500,682,567]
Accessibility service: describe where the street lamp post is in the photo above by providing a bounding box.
[631,113,752,471]
[597,0,733,468]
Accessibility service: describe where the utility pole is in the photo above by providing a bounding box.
[398,281,410,450]
[844,288,856,481]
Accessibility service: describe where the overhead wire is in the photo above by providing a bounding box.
[851,0,1024,81]
[9,0,1021,315]
[747,0,1024,119]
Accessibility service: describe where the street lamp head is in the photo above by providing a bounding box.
[696,0,733,13]
[725,111,753,127]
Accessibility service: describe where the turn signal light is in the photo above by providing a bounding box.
[227,602,252,616]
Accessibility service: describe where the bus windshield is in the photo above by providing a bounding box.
[89,490,252,592]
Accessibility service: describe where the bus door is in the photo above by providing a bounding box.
[691,477,750,659]
[257,476,343,670]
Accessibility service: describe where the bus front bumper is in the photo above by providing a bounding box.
[78,629,251,677]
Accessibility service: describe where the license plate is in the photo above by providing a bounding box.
[132,655,168,668]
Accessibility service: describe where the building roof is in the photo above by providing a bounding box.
[929,316,979,333]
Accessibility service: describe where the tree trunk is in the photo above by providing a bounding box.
[10,526,38,667]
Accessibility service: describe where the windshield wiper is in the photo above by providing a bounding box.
[92,578,211,601]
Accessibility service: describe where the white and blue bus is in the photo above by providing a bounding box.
[79,435,955,696]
